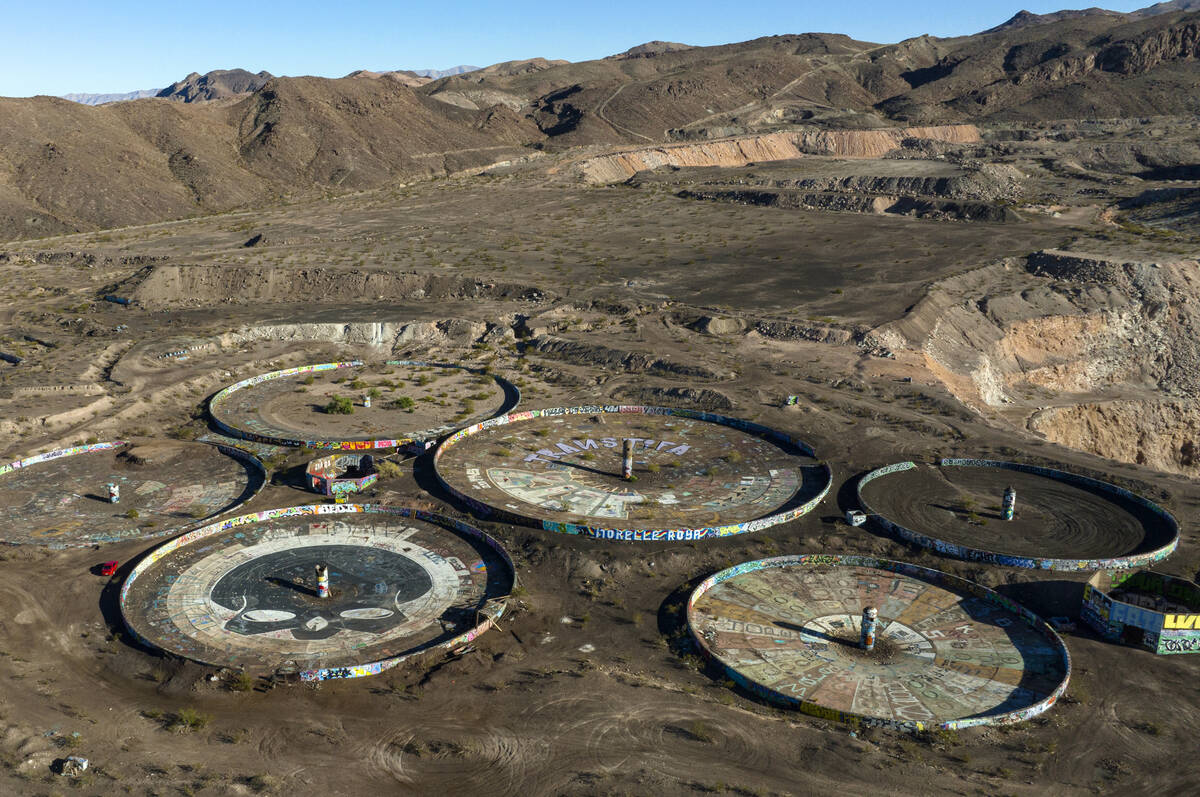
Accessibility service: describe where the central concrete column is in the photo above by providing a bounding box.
[1003,486,1016,521]
[622,439,634,481]
[316,564,330,598]
[107,483,120,504]
[861,607,878,651]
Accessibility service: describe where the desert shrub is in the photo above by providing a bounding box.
[169,424,198,440]
[324,396,354,415]
[248,773,281,793]
[390,396,415,410]
[229,672,256,692]
[375,460,404,479]
[687,720,714,743]
[169,707,211,733]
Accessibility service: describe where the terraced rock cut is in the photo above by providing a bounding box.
[688,555,1070,730]
[120,506,514,678]
[209,361,516,450]
[0,440,263,547]
[434,406,830,540]
[857,460,1178,569]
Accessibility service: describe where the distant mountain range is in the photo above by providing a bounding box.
[60,66,482,105]
[60,88,161,106]
[2,2,1194,241]
[411,66,480,79]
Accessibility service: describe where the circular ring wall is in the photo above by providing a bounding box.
[120,504,514,681]
[0,440,265,547]
[857,459,1178,570]
[209,360,519,450]
[434,405,832,542]
[687,554,1070,730]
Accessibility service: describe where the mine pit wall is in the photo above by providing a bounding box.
[11,384,107,397]
[680,188,1017,222]
[1030,401,1200,478]
[876,251,1200,477]
[119,264,544,309]
[577,125,982,183]
[218,319,508,351]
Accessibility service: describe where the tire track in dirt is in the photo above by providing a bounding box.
[362,718,548,796]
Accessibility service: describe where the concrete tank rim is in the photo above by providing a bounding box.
[0,438,267,548]
[432,403,832,542]
[208,359,520,451]
[118,502,516,681]
[855,458,1179,571]
[685,552,1072,731]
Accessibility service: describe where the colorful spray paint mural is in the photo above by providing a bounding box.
[0,440,267,547]
[119,503,515,681]
[433,404,832,542]
[856,459,1178,571]
[208,360,519,451]
[1082,570,1200,655]
[305,454,379,497]
[687,554,1071,731]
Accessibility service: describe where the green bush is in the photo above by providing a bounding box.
[324,396,354,415]
[170,707,211,732]
[230,672,256,692]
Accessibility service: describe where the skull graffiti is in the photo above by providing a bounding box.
[209,545,433,640]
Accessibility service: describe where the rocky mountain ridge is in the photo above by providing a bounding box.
[156,68,274,102]
[4,6,1199,240]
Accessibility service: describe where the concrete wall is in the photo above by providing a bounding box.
[856,459,1178,570]
[686,553,1071,731]
[118,503,515,681]
[208,359,519,451]
[305,454,378,496]
[433,404,831,542]
[1082,570,1200,654]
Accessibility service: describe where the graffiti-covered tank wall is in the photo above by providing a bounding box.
[306,454,379,497]
[1082,570,1200,655]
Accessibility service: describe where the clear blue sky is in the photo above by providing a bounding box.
[0,0,1159,97]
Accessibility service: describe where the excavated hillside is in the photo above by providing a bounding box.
[625,148,1026,222]
[116,265,551,308]
[572,125,981,183]
[875,249,1200,476]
